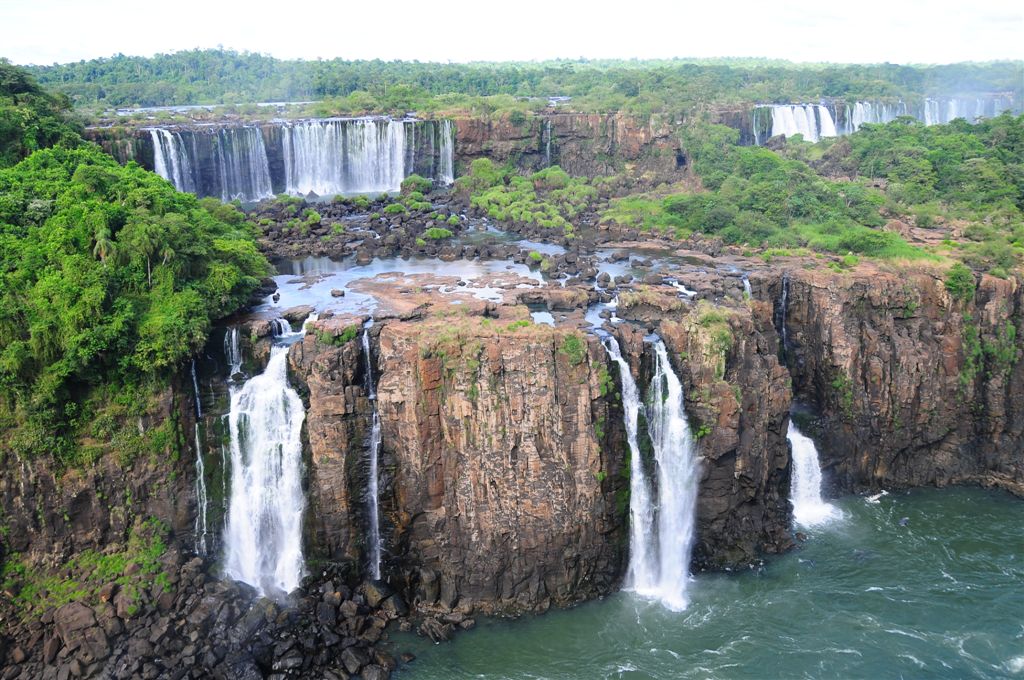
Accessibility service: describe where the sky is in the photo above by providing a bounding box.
[1,0,1022,66]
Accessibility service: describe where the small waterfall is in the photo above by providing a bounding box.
[602,337,658,590]
[542,119,552,167]
[776,272,790,356]
[224,327,242,378]
[223,314,315,595]
[150,129,197,193]
[787,421,838,526]
[361,321,383,579]
[271,318,292,337]
[438,119,455,184]
[742,275,752,299]
[603,336,700,611]
[190,360,208,556]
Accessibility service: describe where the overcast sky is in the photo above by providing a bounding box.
[2,0,1022,66]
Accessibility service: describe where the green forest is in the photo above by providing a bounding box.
[21,49,1024,116]
[0,63,269,465]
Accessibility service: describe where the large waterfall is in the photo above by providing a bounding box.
[223,316,313,596]
[787,421,838,526]
[361,321,383,580]
[282,118,409,196]
[213,127,274,202]
[603,336,700,611]
[150,126,273,202]
[144,118,455,200]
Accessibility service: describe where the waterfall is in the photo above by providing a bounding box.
[753,95,1016,145]
[603,336,700,611]
[223,314,315,595]
[602,336,658,590]
[150,129,197,193]
[759,105,838,143]
[190,360,208,556]
[438,119,455,184]
[842,101,907,134]
[777,272,790,356]
[542,119,552,167]
[787,421,839,526]
[643,341,700,610]
[742,275,752,299]
[361,321,383,580]
[224,327,242,378]
[282,118,409,196]
[214,127,274,202]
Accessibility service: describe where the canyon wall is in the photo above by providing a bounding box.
[778,267,1024,495]
[453,112,686,179]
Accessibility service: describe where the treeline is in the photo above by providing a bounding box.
[22,49,1024,115]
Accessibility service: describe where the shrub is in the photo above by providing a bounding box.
[383,203,407,214]
[401,174,433,195]
[423,227,453,240]
[944,263,976,302]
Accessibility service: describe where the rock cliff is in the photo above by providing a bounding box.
[779,266,1024,495]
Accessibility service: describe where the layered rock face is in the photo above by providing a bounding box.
[454,112,686,179]
[371,318,627,614]
[780,267,1024,495]
[0,387,196,568]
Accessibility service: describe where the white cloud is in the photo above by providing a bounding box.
[2,0,1022,65]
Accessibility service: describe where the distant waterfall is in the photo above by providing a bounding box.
[214,127,273,202]
[150,129,198,194]
[361,321,383,580]
[787,421,838,526]
[190,360,209,556]
[839,101,907,135]
[742,275,752,299]
[753,95,1018,145]
[603,336,699,611]
[223,314,314,596]
[754,104,838,144]
[922,96,1016,125]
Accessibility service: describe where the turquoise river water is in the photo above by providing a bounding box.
[390,487,1024,679]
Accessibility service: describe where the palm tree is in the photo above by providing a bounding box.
[92,226,115,265]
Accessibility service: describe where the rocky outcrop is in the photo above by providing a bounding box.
[454,112,686,179]
[287,316,373,565]
[372,317,626,614]
[780,266,1024,495]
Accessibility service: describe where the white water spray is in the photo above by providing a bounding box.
[787,421,839,527]
[223,314,315,595]
[603,336,700,610]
